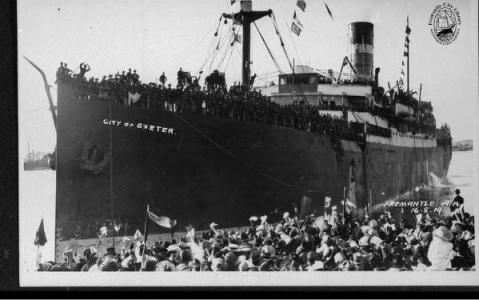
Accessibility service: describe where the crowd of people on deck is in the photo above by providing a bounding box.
[55,62,445,141]
[39,189,474,272]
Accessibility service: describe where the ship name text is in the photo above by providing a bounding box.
[102,118,175,135]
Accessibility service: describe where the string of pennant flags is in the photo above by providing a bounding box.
[290,0,334,37]
[399,16,411,88]
[229,0,333,38]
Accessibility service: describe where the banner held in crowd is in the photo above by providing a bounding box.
[147,206,177,229]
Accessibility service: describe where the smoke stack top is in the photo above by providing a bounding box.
[349,22,374,81]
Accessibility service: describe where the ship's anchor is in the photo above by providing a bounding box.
[80,141,111,174]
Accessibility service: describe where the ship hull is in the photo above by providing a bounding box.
[56,83,451,239]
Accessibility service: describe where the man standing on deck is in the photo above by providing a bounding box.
[159,72,167,88]
[450,189,465,222]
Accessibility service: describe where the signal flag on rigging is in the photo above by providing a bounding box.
[324,1,334,20]
[293,11,303,28]
[291,21,302,36]
[296,0,306,12]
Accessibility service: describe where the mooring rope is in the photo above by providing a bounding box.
[171,112,322,194]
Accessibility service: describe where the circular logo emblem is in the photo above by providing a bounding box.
[428,2,461,45]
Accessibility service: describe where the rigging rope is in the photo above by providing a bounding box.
[284,19,302,64]
[267,14,311,105]
[253,22,283,73]
[271,13,293,71]
[199,19,226,74]
[207,26,234,74]
[171,112,322,194]
[217,33,236,71]
[221,38,237,72]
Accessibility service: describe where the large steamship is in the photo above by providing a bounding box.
[26,0,451,247]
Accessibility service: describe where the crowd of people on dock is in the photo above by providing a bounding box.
[38,190,475,272]
[55,62,443,140]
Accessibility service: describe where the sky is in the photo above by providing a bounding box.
[18,0,478,156]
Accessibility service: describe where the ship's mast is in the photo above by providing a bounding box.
[223,0,272,87]
[406,17,410,93]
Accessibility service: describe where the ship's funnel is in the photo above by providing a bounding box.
[349,22,374,81]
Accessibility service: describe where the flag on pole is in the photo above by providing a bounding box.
[293,11,303,28]
[402,60,404,66]
[405,36,410,43]
[296,0,306,12]
[142,205,150,255]
[403,51,409,57]
[291,21,302,36]
[401,69,405,76]
[147,206,177,229]
[324,1,334,20]
[34,219,47,246]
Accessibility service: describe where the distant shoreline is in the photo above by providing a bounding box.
[452,139,473,152]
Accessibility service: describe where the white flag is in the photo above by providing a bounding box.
[147,208,176,229]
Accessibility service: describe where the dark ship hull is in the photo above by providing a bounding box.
[56,83,452,238]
